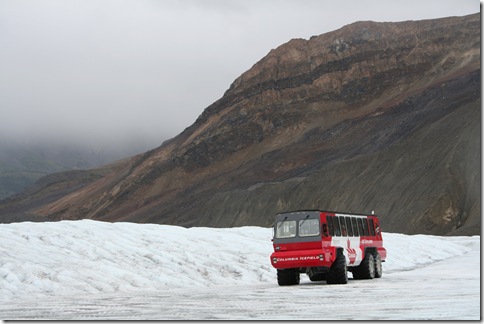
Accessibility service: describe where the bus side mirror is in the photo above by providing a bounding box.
[322,224,329,237]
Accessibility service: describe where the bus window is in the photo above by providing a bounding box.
[275,220,297,238]
[351,217,359,236]
[345,217,353,236]
[357,218,367,236]
[333,216,341,236]
[368,218,375,236]
[340,216,347,236]
[299,218,320,237]
[327,216,335,236]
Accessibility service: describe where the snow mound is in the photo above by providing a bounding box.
[0,220,477,301]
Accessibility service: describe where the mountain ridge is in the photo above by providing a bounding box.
[1,13,480,235]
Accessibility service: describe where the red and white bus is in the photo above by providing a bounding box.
[270,210,387,285]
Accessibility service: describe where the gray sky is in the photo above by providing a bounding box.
[0,0,479,149]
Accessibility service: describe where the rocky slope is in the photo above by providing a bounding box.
[1,13,480,235]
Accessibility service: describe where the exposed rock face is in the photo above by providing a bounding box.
[1,13,480,235]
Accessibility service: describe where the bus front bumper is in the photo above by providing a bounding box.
[270,249,334,269]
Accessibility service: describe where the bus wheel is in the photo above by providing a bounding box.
[374,253,383,278]
[353,252,375,279]
[277,269,300,286]
[327,252,348,284]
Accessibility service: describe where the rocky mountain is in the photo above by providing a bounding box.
[0,13,480,235]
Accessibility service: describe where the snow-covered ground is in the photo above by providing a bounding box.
[0,220,480,320]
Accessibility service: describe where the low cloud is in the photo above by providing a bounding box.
[0,0,478,151]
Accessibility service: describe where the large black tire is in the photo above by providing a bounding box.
[326,252,348,285]
[277,269,300,286]
[353,252,375,280]
[374,253,383,278]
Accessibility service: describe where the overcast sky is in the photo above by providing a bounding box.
[0,0,479,150]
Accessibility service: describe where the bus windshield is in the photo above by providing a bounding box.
[299,218,320,237]
[275,218,320,238]
[275,220,297,238]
